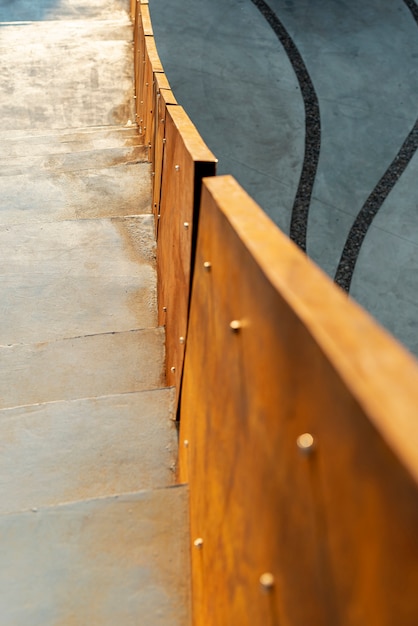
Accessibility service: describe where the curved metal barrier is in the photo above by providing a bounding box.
[133,4,418,624]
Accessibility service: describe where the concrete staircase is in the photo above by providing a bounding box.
[0,1,190,624]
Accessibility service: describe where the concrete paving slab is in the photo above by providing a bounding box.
[0,144,146,176]
[0,486,191,626]
[0,20,135,130]
[0,328,165,409]
[0,162,151,224]
[0,0,130,22]
[0,388,177,514]
[0,125,141,158]
[0,216,157,343]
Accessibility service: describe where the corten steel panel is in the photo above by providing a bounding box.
[140,3,153,36]
[152,76,177,232]
[134,3,154,138]
[150,74,177,171]
[179,175,418,626]
[157,106,216,412]
[131,0,148,22]
[143,37,164,155]
[134,1,145,133]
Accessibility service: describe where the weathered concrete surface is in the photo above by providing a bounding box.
[0,19,135,130]
[0,125,142,158]
[0,0,130,22]
[0,162,151,224]
[0,487,191,626]
[0,328,165,409]
[0,389,177,514]
[0,216,157,343]
[0,144,146,175]
[0,1,191,623]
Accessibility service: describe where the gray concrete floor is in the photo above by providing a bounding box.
[149,0,418,357]
[0,2,191,622]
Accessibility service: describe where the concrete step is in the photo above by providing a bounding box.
[0,125,141,158]
[0,328,165,410]
[0,162,151,224]
[0,143,147,177]
[0,486,191,626]
[0,216,157,344]
[0,0,131,22]
[0,388,177,515]
[0,19,135,130]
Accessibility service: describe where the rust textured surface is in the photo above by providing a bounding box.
[134,1,146,136]
[157,106,216,411]
[152,82,177,233]
[180,175,418,626]
[143,36,164,149]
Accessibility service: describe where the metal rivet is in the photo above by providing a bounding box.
[171,366,176,373]
[160,118,165,124]
[203,261,212,271]
[297,433,315,453]
[151,171,155,177]
[230,320,242,332]
[162,138,166,144]
[179,337,185,344]
[157,214,161,220]
[175,164,180,171]
[194,538,204,549]
[184,439,189,447]
[162,306,167,312]
[133,95,137,99]
[146,82,149,87]
[259,572,275,591]
[183,222,189,229]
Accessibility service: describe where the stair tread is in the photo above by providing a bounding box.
[0,20,135,130]
[0,328,165,410]
[0,124,139,142]
[0,389,177,515]
[0,0,131,22]
[0,486,191,626]
[0,216,156,344]
[0,126,142,158]
[0,162,151,224]
[0,144,147,171]
[0,5,191,624]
